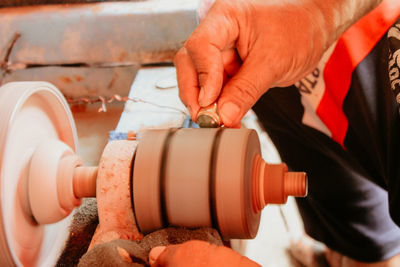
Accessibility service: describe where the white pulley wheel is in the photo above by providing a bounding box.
[0,82,78,266]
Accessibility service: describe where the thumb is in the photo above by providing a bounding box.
[217,64,273,127]
[149,246,167,266]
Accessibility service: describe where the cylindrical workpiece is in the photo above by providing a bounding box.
[263,163,288,204]
[165,128,219,227]
[73,166,98,198]
[133,129,171,233]
[132,128,307,239]
[135,128,261,237]
[252,158,308,209]
[284,172,307,197]
[214,129,261,239]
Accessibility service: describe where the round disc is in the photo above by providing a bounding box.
[215,129,261,239]
[133,129,170,234]
[0,82,78,266]
[92,140,142,247]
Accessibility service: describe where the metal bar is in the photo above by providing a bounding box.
[0,1,200,65]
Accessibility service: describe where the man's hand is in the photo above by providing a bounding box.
[175,0,381,127]
[149,240,260,267]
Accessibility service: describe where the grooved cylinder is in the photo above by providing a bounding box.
[73,166,98,198]
[252,158,308,211]
[284,172,307,197]
[133,128,261,239]
[132,128,308,239]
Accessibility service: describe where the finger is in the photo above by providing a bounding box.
[217,61,274,127]
[185,5,239,107]
[174,47,201,120]
[149,246,166,266]
[151,241,211,267]
[222,48,242,78]
[150,244,182,267]
[186,34,224,107]
[222,49,241,88]
[230,121,242,129]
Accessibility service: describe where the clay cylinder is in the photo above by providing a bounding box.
[284,172,308,197]
[133,128,307,240]
[133,128,261,239]
[164,129,219,227]
[73,166,98,198]
[252,156,307,210]
[214,129,261,239]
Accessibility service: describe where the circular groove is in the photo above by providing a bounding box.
[160,128,179,227]
[130,151,139,231]
[133,128,263,239]
[209,128,224,230]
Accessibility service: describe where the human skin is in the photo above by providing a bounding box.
[175,0,382,127]
[149,240,260,267]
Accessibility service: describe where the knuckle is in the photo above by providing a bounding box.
[176,47,188,57]
[184,35,199,51]
[185,34,208,54]
[174,47,188,65]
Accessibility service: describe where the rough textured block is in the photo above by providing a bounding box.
[56,198,99,267]
[78,227,223,267]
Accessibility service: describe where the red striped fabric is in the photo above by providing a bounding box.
[316,0,400,146]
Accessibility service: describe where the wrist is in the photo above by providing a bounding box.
[311,0,382,46]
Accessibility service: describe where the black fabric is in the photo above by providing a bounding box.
[253,27,400,262]
[388,19,400,228]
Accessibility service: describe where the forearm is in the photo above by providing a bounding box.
[311,0,382,47]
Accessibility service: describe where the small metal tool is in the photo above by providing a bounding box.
[196,103,222,128]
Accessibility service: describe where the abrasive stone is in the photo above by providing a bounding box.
[78,227,223,267]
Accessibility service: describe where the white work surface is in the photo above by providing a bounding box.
[116,67,187,133]
[117,66,304,266]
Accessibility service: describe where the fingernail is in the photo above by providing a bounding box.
[149,246,166,265]
[220,102,241,126]
[187,105,199,122]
